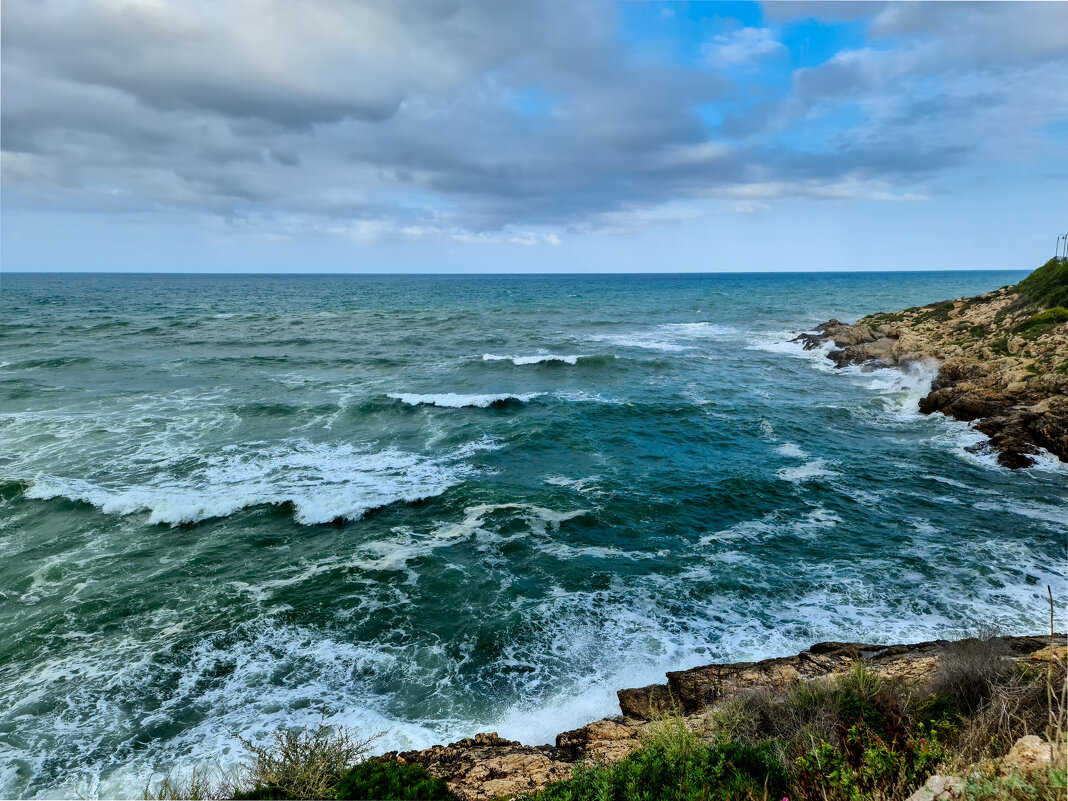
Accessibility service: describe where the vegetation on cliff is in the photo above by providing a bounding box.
[522,649,1065,801]
[1017,258,1068,310]
[797,258,1068,467]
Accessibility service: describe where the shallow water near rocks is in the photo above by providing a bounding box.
[1,271,1064,798]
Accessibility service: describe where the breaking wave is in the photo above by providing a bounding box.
[24,440,494,526]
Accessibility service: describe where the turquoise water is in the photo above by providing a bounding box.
[1,271,1065,798]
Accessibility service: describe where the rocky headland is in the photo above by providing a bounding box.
[375,634,1066,800]
[793,258,1068,468]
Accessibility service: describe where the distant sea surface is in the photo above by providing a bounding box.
[2,271,1065,798]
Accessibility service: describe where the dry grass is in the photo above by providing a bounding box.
[236,718,382,800]
[142,766,239,801]
[931,627,1012,714]
[142,718,381,800]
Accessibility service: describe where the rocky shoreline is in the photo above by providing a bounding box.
[793,259,1068,468]
[375,634,1066,800]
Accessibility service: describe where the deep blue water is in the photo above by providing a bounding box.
[1,271,1064,798]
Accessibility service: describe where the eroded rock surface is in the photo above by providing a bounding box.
[619,636,1060,720]
[793,271,1068,468]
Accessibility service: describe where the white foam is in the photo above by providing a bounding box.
[776,443,807,458]
[745,329,835,366]
[25,440,493,526]
[588,322,738,353]
[553,390,630,405]
[545,475,601,494]
[389,392,545,408]
[482,354,581,366]
[658,322,738,338]
[777,458,840,483]
[589,333,692,352]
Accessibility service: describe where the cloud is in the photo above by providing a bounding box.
[703,27,786,68]
[1,0,1065,245]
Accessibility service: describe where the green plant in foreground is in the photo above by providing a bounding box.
[528,715,789,801]
[796,721,950,801]
[331,761,457,800]
[963,767,1067,801]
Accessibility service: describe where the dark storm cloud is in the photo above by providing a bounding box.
[2,0,1066,240]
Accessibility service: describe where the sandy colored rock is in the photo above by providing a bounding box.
[556,718,641,763]
[794,276,1068,468]
[617,683,677,720]
[999,735,1066,774]
[906,774,964,800]
[382,733,575,801]
[1029,645,1068,662]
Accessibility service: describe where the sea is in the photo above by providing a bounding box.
[1,271,1065,798]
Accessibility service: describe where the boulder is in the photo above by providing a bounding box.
[906,774,963,800]
[1000,735,1066,774]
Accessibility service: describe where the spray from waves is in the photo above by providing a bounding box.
[658,323,738,338]
[389,392,545,408]
[24,439,496,526]
[745,329,836,366]
[589,322,739,353]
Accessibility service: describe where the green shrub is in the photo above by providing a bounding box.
[796,721,950,801]
[963,766,1067,801]
[837,661,888,734]
[528,716,790,801]
[331,761,456,800]
[912,692,961,733]
[1017,258,1068,309]
[1014,307,1068,334]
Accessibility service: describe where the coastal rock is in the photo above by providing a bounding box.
[556,718,641,763]
[383,733,575,801]
[375,635,1065,798]
[619,636,1061,720]
[617,683,677,719]
[795,264,1068,468]
[1029,645,1068,662]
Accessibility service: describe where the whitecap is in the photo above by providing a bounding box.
[776,458,839,483]
[24,440,493,526]
[482,354,581,366]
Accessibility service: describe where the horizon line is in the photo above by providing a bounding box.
[0,267,1032,277]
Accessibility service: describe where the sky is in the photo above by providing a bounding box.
[2,0,1067,273]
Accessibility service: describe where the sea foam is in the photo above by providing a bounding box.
[25,440,493,526]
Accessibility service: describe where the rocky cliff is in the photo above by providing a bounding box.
[374,635,1064,800]
[794,258,1068,468]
